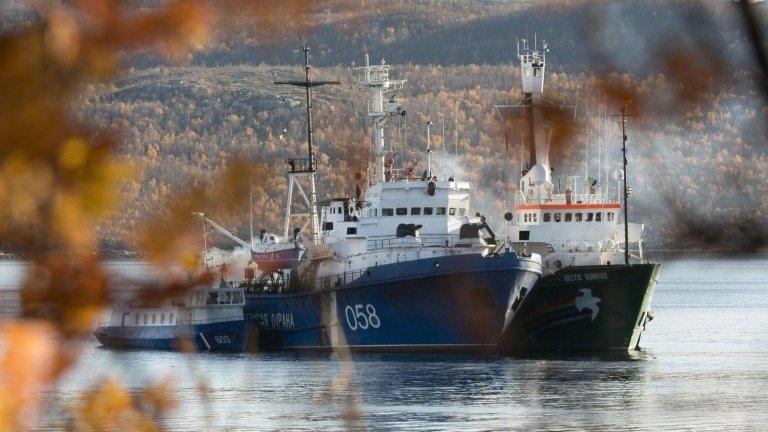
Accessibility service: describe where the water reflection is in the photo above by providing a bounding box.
[4,259,768,430]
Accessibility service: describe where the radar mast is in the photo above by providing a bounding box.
[354,52,406,185]
[274,41,340,244]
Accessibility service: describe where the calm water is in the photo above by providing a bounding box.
[2,259,768,431]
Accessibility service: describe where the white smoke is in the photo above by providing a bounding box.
[202,246,253,282]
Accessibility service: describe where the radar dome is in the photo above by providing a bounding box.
[527,163,551,185]
[611,168,624,181]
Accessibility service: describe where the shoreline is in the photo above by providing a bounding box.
[1,248,767,262]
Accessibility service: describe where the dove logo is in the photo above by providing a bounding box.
[574,289,601,321]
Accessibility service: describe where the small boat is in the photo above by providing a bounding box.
[250,230,303,272]
[95,281,249,352]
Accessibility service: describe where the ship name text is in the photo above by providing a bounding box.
[563,272,609,283]
[252,312,295,329]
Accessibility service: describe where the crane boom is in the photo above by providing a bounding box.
[193,213,251,250]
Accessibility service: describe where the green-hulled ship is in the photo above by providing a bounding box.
[494,38,660,354]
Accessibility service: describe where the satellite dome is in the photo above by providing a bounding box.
[527,163,551,185]
[612,168,625,181]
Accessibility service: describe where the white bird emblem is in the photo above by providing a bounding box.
[574,289,601,321]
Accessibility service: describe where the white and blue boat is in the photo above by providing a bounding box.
[199,46,542,354]
[95,281,249,352]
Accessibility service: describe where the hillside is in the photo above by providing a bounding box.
[82,58,768,252]
[3,0,768,252]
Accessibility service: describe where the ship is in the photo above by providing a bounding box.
[494,38,661,354]
[200,44,542,354]
[95,279,249,352]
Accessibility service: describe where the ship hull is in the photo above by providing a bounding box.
[251,246,302,272]
[95,319,249,352]
[498,263,660,355]
[245,253,541,354]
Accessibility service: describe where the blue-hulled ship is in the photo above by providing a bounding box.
[199,45,542,354]
[95,280,249,352]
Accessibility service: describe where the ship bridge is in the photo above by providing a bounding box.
[360,178,472,238]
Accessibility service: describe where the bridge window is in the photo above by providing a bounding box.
[161,313,165,324]
[152,314,156,324]
[411,207,421,215]
[347,227,357,235]
[169,312,174,324]
[143,314,148,325]
[524,214,529,223]
[565,213,572,222]
[575,213,583,222]
[436,207,447,215]
[449,208,456,216]
[233,292,243,304]
[396,208,407,216]
[596,212,602,222]
[323,222,334,231]
[608,212,615,221]
[586,212,594,222]
[459,208,467,216]
[533,213,538,222]
[554,213,562,222]
[134,314,139,325]
[424,207,434,215]
[206,292,218,305]
[543,213,551,222]
[337,206,342,214]
[382,208,394,216]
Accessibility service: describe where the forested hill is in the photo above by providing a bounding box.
[2,1,767,253]
[157,1,761,75]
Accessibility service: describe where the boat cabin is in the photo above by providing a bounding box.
[103,284,245,328]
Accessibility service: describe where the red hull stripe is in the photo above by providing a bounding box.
[514,203,621,210]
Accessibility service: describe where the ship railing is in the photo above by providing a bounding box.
[179,315,245,326]
[314,268,369,290]
[545,239,612,253]
[309,238,479,289]
[285,157,311,173]
[240,277,289,294]
[514,193,618,206]
[96,314,245,328]
[366,234,468,251]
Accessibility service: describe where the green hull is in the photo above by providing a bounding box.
[498,263,660,355]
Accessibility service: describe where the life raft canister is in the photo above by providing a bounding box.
[426,181,436,196]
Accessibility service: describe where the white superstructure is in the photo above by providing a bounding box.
[496,39,644,271]
[103,282,245,329]
[299,52,504,288]
[201,48,540,292]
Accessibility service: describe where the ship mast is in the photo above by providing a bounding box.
[274,41,340,244]
[519,37,548,173]
[495,38,563,205]
[426,114,433,177]
[354,52,406,185]
[615,106,631,266]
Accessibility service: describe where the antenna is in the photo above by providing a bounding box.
[426,113,433,177]
[249,156,254,248]
[611,106,632,266]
